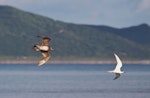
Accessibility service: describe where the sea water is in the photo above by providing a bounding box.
[0,64,149,98]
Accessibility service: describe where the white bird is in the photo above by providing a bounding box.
[108,53,124,80]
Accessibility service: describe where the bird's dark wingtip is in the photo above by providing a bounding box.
[37,35,51,40]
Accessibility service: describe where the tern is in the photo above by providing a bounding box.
[108,53,124,80]
[33,36,54,66]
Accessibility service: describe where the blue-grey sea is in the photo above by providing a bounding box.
[0,64,149,98]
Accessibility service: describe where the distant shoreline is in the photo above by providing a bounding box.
[0,59,150,64]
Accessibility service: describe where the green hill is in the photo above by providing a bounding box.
[88,24,150,45]
[0,5,150,60]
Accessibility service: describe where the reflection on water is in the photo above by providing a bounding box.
[0,64,149,98]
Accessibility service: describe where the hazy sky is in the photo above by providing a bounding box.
[0,0,150,28]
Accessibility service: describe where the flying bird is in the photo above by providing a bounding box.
[108,53,124,80]
[33,36,54,66]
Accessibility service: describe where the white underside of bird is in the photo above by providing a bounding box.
[108,53,124,80]
[35,45,49,51]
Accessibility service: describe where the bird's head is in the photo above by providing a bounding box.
[33,45,39,51]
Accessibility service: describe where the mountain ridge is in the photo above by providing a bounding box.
[0,6,150,60]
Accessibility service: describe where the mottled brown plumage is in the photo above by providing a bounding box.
[38,51,51,66]
[33,36,54,66]
[37,35,51,46]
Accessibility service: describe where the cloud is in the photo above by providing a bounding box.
[0,0,149,27]
[138,0,150,12]
[0,0,27,4]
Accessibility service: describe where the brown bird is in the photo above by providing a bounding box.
[33,36,54,66]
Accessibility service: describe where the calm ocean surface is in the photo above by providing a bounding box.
[0,64,149,98]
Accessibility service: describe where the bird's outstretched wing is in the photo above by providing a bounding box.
[38,51,51,66]
[114,53,122,72]
[37,36,51,46]
[114,73,120,80]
